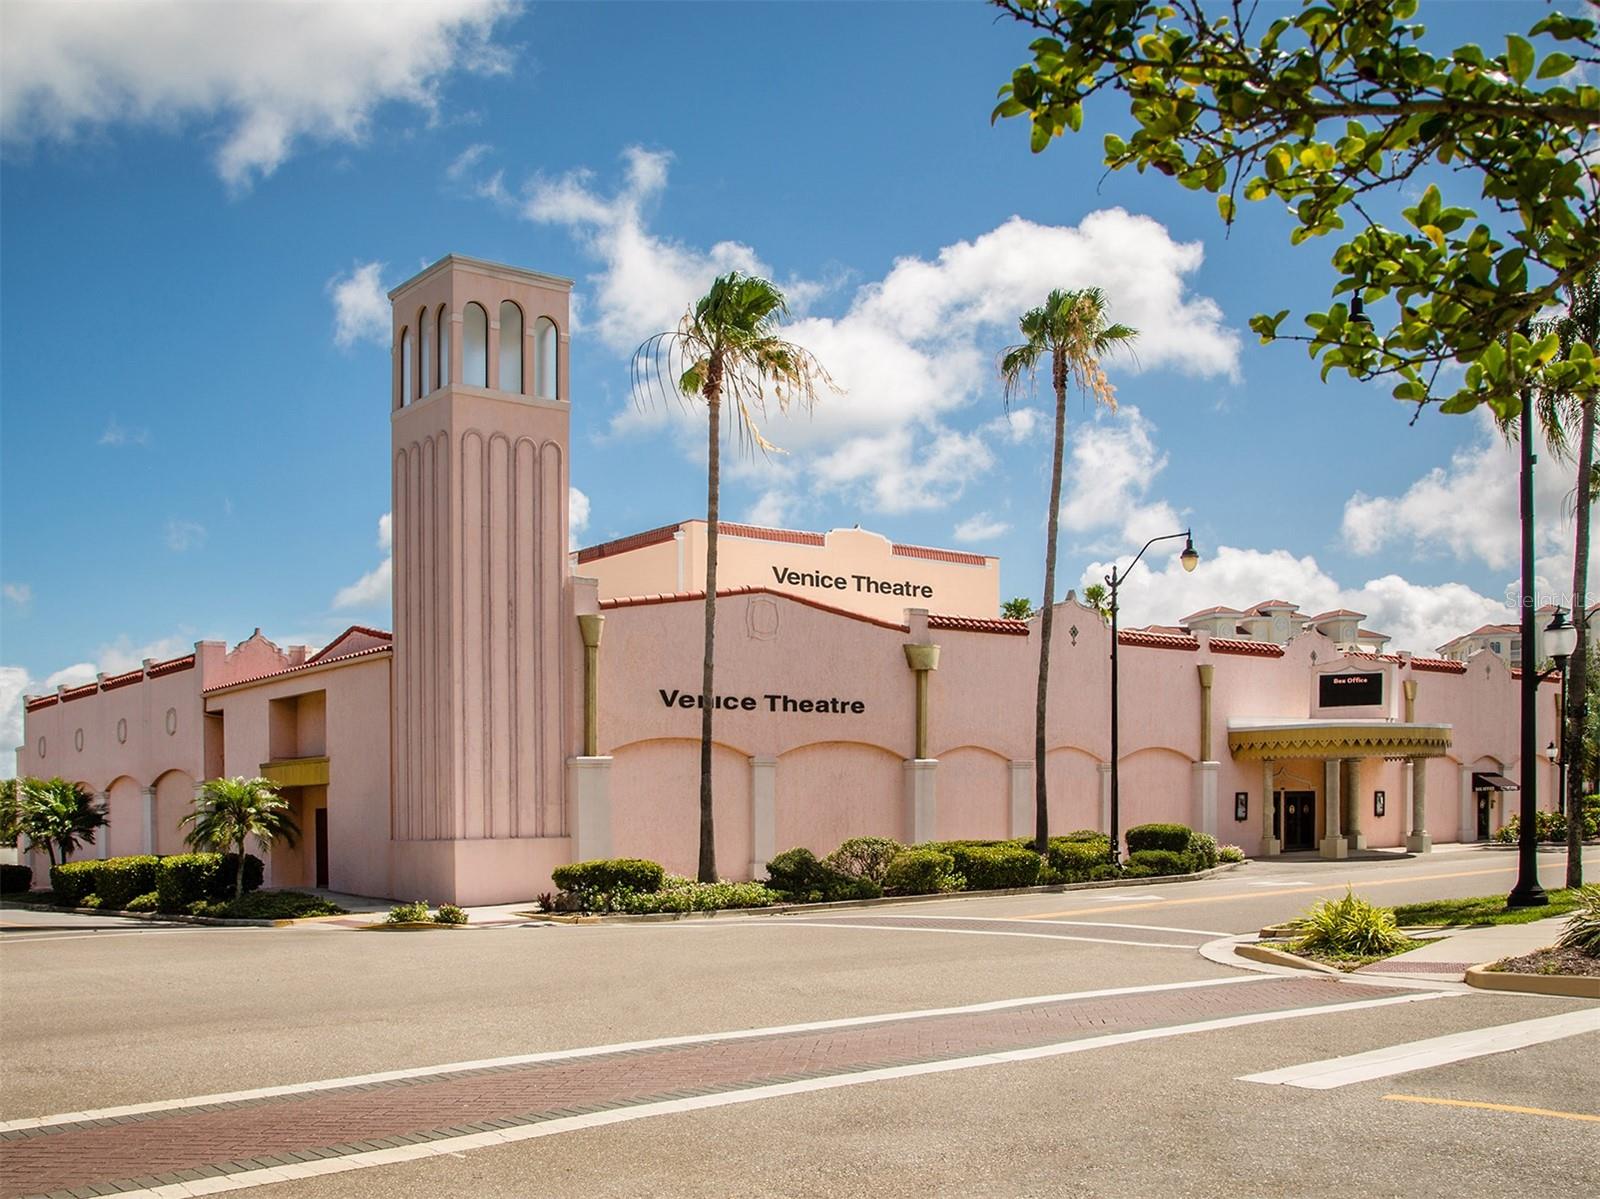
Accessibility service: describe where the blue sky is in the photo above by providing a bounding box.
[1,0,1591,762]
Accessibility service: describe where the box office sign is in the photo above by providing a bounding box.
[1318,671,1383,709]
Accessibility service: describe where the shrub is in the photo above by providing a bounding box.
[614,878,781,914]
[1186,833,1219,871]
[156,854,221,912]
[125,891,159,912]
[80,893,102,908]
[1058,828,1108,844]
[1044,836,1111,882]
[1556,885,1600,957]
[551,858,666,897]
[765,848,878,903]
[1293,890,1409,956]
[191,891,347,919]
[1218,844,1246,864]
[93,856,161,910]
[1124,823,1193,854]
[0,864,33,893]
[1494,811,1567,844]
[50,860,101,906]
[883,848,963,895]
[434,903,469,925]
[217,852,265,896]
[1121,864,1156,878]
[386,899,433,924]
[824,836,905,885]
[1127,848,1192,876]
[947,843,1041,890]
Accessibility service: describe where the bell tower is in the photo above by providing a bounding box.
[387,255,574,882]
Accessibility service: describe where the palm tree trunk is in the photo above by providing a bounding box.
[1566,397,1594,889]
[697,358,724,883]
[1034,349,1068,852]
[236,839,247,900]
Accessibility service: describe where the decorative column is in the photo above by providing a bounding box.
[1344,758,1366,851]
[568,757,613,862]
[749,756,777,880]
[1008,760,1033,839]
[902,643,940,843]
[1406,756,1432,853]
[578,614,604,757]
[1459,763,1475,842]
[902,643,941,761]
[141,786,157,855]
[97,794,110,860]
[1260,759,1279,856]
[1321,759,1348,859]
[1192,665,1219,837]
[1403,678,1418,723]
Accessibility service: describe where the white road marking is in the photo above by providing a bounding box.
[738,920,1200,949]
[83,989,1454,1199]
[0,974,1281,1134]
[842,914,1232,937]
[0,927,212,945]
[1238,1008,1600,1090]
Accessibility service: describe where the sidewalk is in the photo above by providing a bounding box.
[1358,915,1572,980]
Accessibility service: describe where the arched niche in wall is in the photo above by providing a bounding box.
[534,317,559,399]
[400,328,413,406]
[436,304,451,389]
[419,308,433,399]
[463,303,489,387]
[499,301,524,394]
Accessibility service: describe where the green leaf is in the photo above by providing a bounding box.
[1439,395,1481,414]
[1537,52,1576,80]
[1506,35,1534,83]
[1217,194,1235,223]
[1065,102,1084,133]
[1104,133,1128,159]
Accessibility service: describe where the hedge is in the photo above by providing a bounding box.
[1125,823,1193,854]
[765,848,879,902]
[50,861,102,906]
[1044,836,1111,881]
[550,858,666,896]
[92,856,161,910]
[153,853,264,912]
[1127,848,1192,876]
[884,848,963,895]
[823,836,904,885]
[0,864,33,894]
[946,843,1040,890]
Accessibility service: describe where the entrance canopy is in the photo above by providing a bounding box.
[1227,719,1452,761]
[1472,771,1519,792]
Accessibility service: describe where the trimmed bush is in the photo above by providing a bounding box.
[824,836,905,885]
[0,864,33,893]
[1045,836,1111,881]
[125,891,159,912]
[386,899,433,923]
[434,903,469,925]
[947,843,1041,890]
[1125,823,1192,854]
[765,848,878,903]
[50,860,101,906]
[614,878,782,914]
[218,852,266,895]
[1058,829,1108,844]
[93,856,161,910]
[883,848,963,895]
[155,854,219,912]
[1121,864,1156,878]
[1087,863,1123,881]
[1127,848,1191,876]
[551,858,666,897]
[1218,844,1246,864]
[191,891,347,920]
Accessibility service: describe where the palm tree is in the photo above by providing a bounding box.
[18,777,107,867]
[1534,272,1599,888]
[1083,583,1113,622]
[182,776,298,899]
[1000,288,1137,852]
[632,272,836,882]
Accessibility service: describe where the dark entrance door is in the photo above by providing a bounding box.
[1477,793,1492,840]
[1282,791,1316,851]
[314,808,329,889]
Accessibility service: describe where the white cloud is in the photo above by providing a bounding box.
[568,486,590,550]
[0,665,30,771]
[2,583,31,609]
[954,513,1010,544]
[98,418,149,447]
[165,519,206,552]
[1058,406,1183,552]
[333,558,392,611]
[447,142,491,180]
[1,0,518,189]
[45,663,98,689]
[377,511,393,552]
[510,148,1239,518]
[987,408,1040,444]
[328,261,391,348]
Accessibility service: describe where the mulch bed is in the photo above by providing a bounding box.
[1492,947,1600,977]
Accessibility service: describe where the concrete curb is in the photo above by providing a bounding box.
[0,899,344,928]
[1465,963,1600,998]
[1234,941,1344,975]
[516,861,1243,924]
[355,921,469,932]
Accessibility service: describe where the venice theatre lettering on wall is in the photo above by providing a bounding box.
[772,565,933,600]
[658,689,866,715]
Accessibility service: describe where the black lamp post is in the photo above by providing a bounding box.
[1107,530,1199,863]
[1546,608,1577,820]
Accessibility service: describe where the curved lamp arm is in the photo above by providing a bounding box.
[1104,528,1196,603]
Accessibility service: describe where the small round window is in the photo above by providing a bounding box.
[36,736,46,758]
[165,707,178,736]
[117,718,128,744]
[74,728,84,752]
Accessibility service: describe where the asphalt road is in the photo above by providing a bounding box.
[1,844,1594,1198]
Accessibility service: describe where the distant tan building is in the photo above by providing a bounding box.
[573,520,1001,624]
[1168,599,1391,654]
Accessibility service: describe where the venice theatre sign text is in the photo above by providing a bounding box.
[658,688,866,715]
[772,565,933,600]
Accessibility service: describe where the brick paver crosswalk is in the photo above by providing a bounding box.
[0,976,1403,1199]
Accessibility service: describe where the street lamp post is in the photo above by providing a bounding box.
[1546,608,1577,822]
[1510,605,1577,906]
[1107,530,1199,863]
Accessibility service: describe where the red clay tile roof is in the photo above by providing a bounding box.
[1308,609,1366,621]
[203,643,393,694]
[304,625,393,665]
[926,614,1029,635]
[1118,629,1201,651]
[892,543,989,566]
[600,585,911,632]
[1248,599,1298,613]
[59,683,99,702]
[573,522,681,564]
[23,694,58,712]
[1209,637,1286,658]
[1409,656,1468,674]
[1181,606,1244,621]
[100,668,143,692]
[717,522,827,548]
[147,653,196,679]
[1356,629,1389,640]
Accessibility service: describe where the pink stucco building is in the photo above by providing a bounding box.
[15,255,1561,903]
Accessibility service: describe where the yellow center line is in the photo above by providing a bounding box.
[1383,1093,1600,1123]
[1016,865,1517,920]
